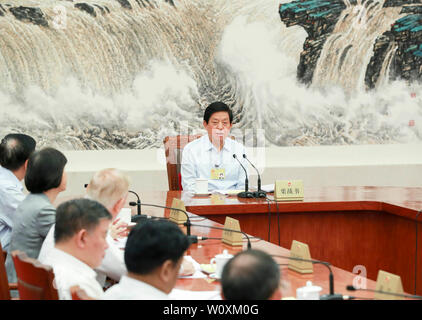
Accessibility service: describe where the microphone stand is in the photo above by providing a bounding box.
[128,190,141,216]
[186,222,252,249]
[232,154,254,199]
[346,285,422,300]
[272,254,343,300]
[134,202,192,236]
[242,154,266,198]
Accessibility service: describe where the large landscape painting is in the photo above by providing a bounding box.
[0,0,421,150]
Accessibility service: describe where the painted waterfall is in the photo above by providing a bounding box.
[0,0,421,150]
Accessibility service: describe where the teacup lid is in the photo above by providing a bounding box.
[297,281,322,293]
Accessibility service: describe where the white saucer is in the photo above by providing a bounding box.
[209,273,221,280]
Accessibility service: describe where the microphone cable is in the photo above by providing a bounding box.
[265,196,281,246]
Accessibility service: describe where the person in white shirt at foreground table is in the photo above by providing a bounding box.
[181,101,248,193]
[38,168,195,288]
[103,219,190,300]
[39,198,112,300]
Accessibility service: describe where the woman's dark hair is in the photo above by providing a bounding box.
[203,101,233,124]
[25,147,67,193]
[0,134,36,171]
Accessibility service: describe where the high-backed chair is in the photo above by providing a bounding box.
[0,243,17,300]
[163,135,202,191]
[70,285,95,300]
[11,250,59,300]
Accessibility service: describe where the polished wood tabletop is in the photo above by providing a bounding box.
[56,186,422,299]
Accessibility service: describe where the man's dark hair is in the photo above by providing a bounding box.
[203,101,233,124]
[54,198,112,243]
[221,249,280,300]
[25,147,67,193]
[0,134,36,171]
[124,220,190,275]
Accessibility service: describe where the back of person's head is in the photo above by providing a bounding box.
[54,198,112,244]
[124,220,190,275]
[221,249,280,300]
[85,168,129,211]
[54,198,112,268]
[0,133,36,171]
[25,147,67,193]
[203,101,233,124]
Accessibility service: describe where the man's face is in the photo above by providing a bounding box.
[83,218,110,268]
[203,111,232,146]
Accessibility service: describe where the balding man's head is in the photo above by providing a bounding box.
[221,249,280,300]
[86,168,129,217]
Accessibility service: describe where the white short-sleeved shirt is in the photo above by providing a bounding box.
[0,166,25,251]
[103,275,168,300]
[181,135,248,192]
[38,225,126,286]
[40,247,104,300]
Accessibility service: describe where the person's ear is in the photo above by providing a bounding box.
[75,229,88,248]
[159,259,174,283]
[24,159,29,170]
[112,197,126,217]
[203,120,208,129]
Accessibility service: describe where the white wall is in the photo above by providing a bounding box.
[60,143,422,198]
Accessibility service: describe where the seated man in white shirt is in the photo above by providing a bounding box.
[39,168,129,287]
[38,168,194,288]
[39,198,112,300]
[103,219,190,300]
[0,133,36,283]
[181,101,248,193]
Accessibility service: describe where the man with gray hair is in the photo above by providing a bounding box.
[39,168,130,286]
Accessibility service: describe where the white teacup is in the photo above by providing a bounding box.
[195,178,208,194]
[117,207,132,224]
[210,249,233,278]
[296,281,322,300]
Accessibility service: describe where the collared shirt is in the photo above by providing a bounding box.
[0,166,25,251]
[181,135,248,192]
[102,275,168,300]
[38,225,127,286]
[39,247,104,300]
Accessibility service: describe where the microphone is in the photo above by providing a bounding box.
[242,154,266,198]
[133,202,192,236]
[232,154,254,199]
[186,222,252,249]
[128,190,142,216]
[346,285,422,300]
[272,254,343,300]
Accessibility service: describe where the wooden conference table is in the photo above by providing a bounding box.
[134,186,422,299]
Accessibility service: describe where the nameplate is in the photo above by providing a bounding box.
[374,270,404,300]
[288,240,313,274]
[169,198,187,225]
[274,180,304,201]
[222,217,243,247]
